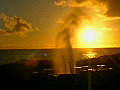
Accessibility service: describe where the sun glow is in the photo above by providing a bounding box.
[81,27,96,43]
[73,15,118,48]
[75,25,103,48]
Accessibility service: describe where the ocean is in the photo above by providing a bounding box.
[0,48,120,64]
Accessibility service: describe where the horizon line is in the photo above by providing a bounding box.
[0,47,120,50]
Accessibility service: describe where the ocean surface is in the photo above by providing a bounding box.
[0,48,120,64]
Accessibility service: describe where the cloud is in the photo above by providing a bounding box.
[55,0,120,19]
[107,0,120,17]
[0,13,37,35]
[55,0,120,32]
[54,0,86,7]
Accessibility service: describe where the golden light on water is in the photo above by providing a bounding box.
[83,51,97,59]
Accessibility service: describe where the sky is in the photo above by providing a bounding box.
[1,0,120,49]
[0,0,70,49]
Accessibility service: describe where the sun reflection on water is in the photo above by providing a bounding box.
[83,51,98,59]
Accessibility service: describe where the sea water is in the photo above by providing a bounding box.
[0,48,120,64]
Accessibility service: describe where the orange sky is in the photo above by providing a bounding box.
[1,0,120,49]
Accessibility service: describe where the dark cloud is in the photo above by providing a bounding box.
[0,14,37,35]
[107,0,120,17]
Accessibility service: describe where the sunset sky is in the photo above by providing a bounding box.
[1,0,120,49]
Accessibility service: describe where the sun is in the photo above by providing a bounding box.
[75,26,102,48]
[81,27,96,43]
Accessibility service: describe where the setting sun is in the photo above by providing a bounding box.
[81,28,96,43]
[75,25,103,48]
